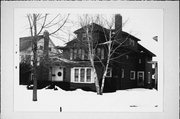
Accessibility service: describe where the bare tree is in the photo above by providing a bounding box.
[79,14,130,95]
[78,14,101,94]
[26,13,69,101]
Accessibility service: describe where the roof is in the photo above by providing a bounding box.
[137,43,156,57]
[20,35,43,51]
[19,35,56,52]
[57,22,155,57]
[74,23,108,34]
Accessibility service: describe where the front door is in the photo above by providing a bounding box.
[52,66,63,82]
[137,71,144,87]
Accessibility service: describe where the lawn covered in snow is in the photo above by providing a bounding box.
[14,85,162,112]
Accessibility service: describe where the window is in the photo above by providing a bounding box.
[74,49,77,59]
[101,48,104,59]
[81,49,85,60]
[106,68,112,77]
[49,47,51,51]
[80,68,85,82]
[86,68,91,82]
[78,49,82,59]
[82,33,86,40]
[96,48,104,59]
[121,68,124,78]
[129,38,135,46]
[74,69,79,82]
[130,71,135,80]
[72,67,93,83]
[70,49,73,60]
[139,59,141,64]
[97,48,101,58]
[148,72,151,84]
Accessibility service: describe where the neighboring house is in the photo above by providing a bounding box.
[56,14,156,91]
[19,32,62,85]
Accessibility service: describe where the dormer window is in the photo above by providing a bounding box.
[129,38,135,46]
[82,33,86,40]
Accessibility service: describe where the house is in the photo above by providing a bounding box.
[56,14,156,92]
[19,31,62,86]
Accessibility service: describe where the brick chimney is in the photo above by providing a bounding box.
[115,14,122,33]
[43,30,50,61]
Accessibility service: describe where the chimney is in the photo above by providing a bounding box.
[43,30,50,62]
[115,14,122,33]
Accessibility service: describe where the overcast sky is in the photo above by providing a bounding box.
[15,9,163,60]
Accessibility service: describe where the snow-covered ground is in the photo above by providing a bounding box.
[14,85,163,112]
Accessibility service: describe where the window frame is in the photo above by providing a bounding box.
[121,68,124,78]
[130,71,136,80]
[72,67,94,83]
[106,68,112,77]
[70,49,73,60]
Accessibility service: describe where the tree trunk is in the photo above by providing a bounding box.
[33,14,38,101]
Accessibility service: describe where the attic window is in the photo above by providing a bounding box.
[129,38,135,46]
[82,33,86,40]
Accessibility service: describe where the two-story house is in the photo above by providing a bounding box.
[56,14,156,92]
[19,31,62,86]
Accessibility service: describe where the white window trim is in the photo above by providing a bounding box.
[71,67,94,83]
[148,72,151,84]
[130,71,135,80]
[106,68,112,77]
[137,71,144,80]
[121,68,124,78]
[101,48,104,59]
[70,49,73,60]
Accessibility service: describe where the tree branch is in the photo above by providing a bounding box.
[49,14,70,35]
[37,14,48,35]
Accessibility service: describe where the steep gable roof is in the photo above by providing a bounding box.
[20,35,56,52]
[137,43,156,57]
[20,35,43,51]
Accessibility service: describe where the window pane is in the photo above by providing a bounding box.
[70,49,73,60]
[74,69,79,82]
[97,48,101,58]
[130,71,135,79]
[74,49,77,59]
[86,69,91,82]
[101,48,104,59]
[121,69,124,78]
[106,68,112,77]
[81,49,85,60]
[80,68,85,82]
[78,49,81,59]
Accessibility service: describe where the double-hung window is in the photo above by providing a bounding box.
[72,67,93,83]
[130,71,135,80]
[106,68,112,77]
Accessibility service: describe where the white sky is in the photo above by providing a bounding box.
[15,9,163,61]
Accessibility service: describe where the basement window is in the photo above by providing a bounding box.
[130,71,135,80]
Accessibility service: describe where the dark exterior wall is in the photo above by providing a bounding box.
[60,27,155,91]
[144,57,153,88]
[64,67,71,82]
